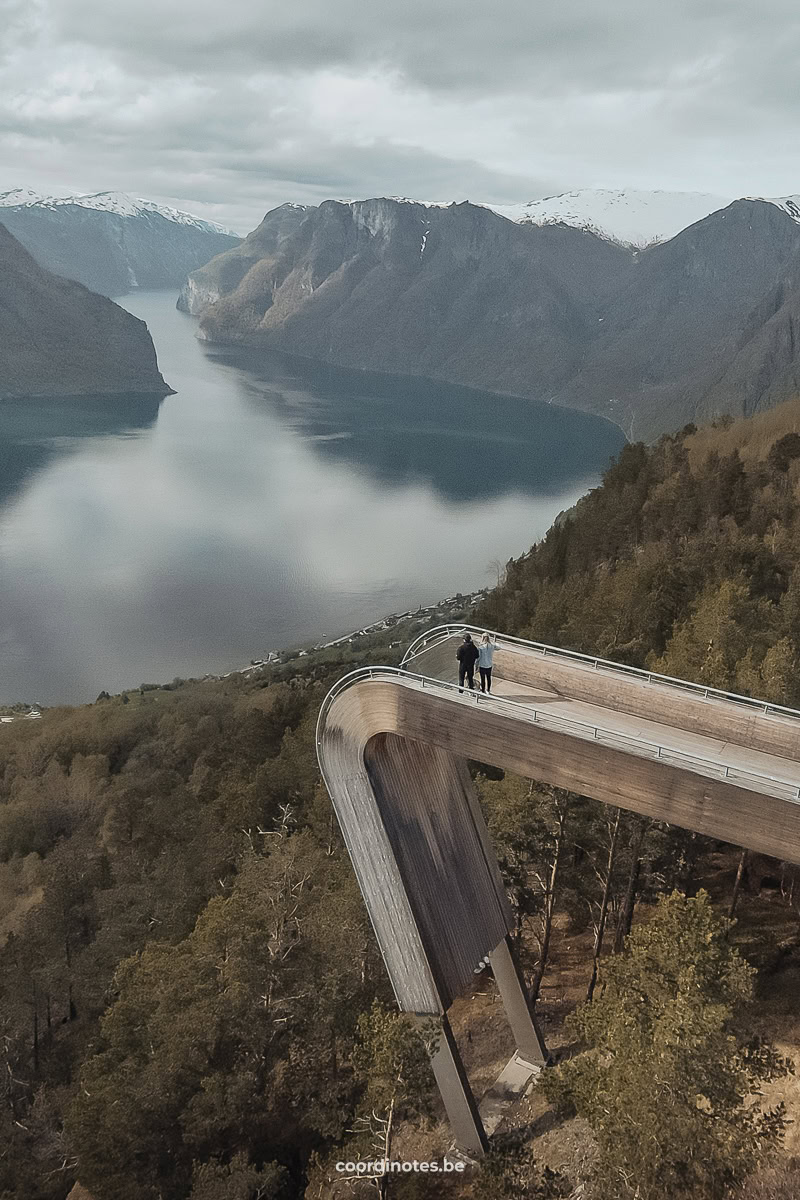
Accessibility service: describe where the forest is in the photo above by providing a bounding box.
[3,400,800,1199]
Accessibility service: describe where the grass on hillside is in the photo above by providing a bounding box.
[688,398,800,466]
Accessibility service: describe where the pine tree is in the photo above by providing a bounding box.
[543,891,791,1200]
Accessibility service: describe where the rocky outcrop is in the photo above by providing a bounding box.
[0,223,171,399]
[177,272,223,315]
[189,196,800,441]
[67,1185,94,1200]
[177,202,313,314]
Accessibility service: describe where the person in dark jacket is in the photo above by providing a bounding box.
[456,632,479,691]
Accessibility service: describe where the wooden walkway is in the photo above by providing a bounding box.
[317,623,800,1014]
[316,624,800,1154]
[403,629,800,805]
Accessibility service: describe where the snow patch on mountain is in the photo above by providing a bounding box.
[0,189,236,236]
[750,195,800,225]
[0,187,43,207]
[488,189,735,248]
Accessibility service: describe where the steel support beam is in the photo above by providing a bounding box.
[428,1015,489,1158]
[489,935,548,1068]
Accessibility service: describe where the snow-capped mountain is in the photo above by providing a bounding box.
[0,189,236,235]
[488,189,735,248]
[0,189,240,296]
[0,187,43,207]
[761,194,800,225]
[487,188,800,249]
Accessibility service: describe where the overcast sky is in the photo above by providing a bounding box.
[2,0,800,234]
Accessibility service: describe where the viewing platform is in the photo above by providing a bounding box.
[317,625,800,1154]
[402,625,800,809]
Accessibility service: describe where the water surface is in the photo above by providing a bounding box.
[0,291,625,704]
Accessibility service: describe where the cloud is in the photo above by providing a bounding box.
[1,0,799,233]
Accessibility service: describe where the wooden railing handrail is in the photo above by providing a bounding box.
[317,664,800,803]
[401,624,800,722]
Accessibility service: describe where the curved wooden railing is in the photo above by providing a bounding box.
[401,623,800,720]
[317,663,800,803]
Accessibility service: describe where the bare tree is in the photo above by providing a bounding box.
[586,808,622,1001]
[529,791,569,1004]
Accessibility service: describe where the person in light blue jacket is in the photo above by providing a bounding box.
[478,632,496,693]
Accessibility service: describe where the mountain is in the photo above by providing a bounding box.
[0,222,170,399]
[760,194,800,223]
[184,195,800,441]
[488,189,734,248]
[194,198,633,400]
[488,188,800,249]
[0,189,240,296]
[554,198,800,439]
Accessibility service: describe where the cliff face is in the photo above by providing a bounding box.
[177,202,315,313]
[186,197,800,441]
[693,275,800,428]
[0,194,240,297]
[195,199,633,400]
[0,223,170,399]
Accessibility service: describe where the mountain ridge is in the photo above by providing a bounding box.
[195,198,633,406]
[487,188,736,248]
[0,189,241,296]
[486,188,800,248]
[0,189,237,235]
[553,197,800,439]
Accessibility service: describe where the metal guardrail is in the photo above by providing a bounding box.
[401,624,800,722]
[317,664,800,804]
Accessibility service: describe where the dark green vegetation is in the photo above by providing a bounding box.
[543,892,792,1200]
[479,408,800,700]
[0,619,468,1200]
[0,224,170,399]
[186,197,800,441]
[4,400,800,1198]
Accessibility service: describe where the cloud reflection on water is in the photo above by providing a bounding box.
[0,292,624,704]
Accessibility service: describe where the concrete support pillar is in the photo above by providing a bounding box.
[489,935,549,1067]
[427,1014,488,1158]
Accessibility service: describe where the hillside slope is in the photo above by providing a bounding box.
[177,201,313,314]
[479,392,800,691]
[0,190,240,296]
[554,199,800,439]
[0,223,170,399]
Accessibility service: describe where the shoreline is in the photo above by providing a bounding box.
[2,295,620,714]
[221,588,489,679]
[0,589,490,718]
